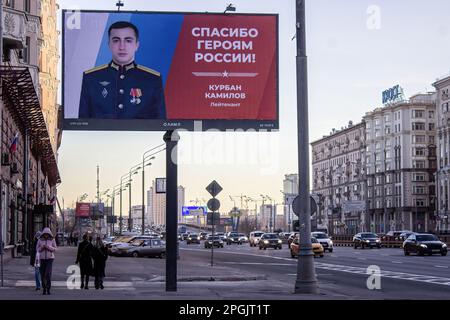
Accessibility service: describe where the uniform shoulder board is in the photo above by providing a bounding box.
[137,65,160,77]
[84,64,108,74]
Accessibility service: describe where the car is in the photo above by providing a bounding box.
[204,235,224,248]
[238,233,249,243]
[278,232,292,244]
[403,233,448,256]
[109,235,156,255]
[384,230,412,240]
[199,232,209,240]
[258,233,282,250]
[290,236,324,258]
[215,232,227,241]
[311,232,334,252]
[186,233,200,244]
[180,233,190,241]
[126,239,166,258]
[102,236,116,246]
[353,232,381,249]
[249,231,265,247]
[398,231,415,241]
[226,232,242,245]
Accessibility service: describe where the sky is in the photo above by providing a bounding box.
[56,0,450,216]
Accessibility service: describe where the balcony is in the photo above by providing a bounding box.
[2,7,26,49]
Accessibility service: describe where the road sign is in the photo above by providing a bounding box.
[207,212,220,225]
[206,180,223,197]
[292,195,317,217]
[207,198,220,212]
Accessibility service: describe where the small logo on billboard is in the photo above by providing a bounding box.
[130,88,142,105]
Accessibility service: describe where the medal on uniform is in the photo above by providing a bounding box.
[130,88,142,105]
[102,88,108,98]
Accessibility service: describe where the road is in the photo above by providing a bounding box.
[180,241,450,299]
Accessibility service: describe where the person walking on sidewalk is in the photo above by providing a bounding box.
[29,231,42,291]
[36,228,57,295]
[92,236,108,289]
[76,234,93,289]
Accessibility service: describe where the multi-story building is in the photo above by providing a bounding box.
[311,121,366,235]
[130,205,146,228]
[433,75,450,233]
[1,0,61,257]
[147,181,185,226]
[282,174,298,232]
[364,93,437,233]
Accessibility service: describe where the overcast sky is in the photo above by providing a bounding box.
[56,0,450,214]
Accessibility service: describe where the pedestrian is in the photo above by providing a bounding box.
[36,227,57,295]
[29,231,42,291]
[76,233,93,289]
[92,236,108,290]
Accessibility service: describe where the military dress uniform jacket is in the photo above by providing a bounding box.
[78,61,166,119]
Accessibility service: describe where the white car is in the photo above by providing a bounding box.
[311,232,333,252]
[249,231,264,247]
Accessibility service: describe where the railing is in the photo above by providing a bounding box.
[331,235,450,248]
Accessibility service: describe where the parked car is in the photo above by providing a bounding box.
[204,235,224,248]
[403,233,447,256]
[311,232,333,252]
[109,235,156,255]
[226,232,242,245]
[199,232,209,240]
[216,232,227,241]
[384,230,412,240]
[353,232,381,249]
[258,233,282,250]
[186,233,200,244]
[290,236,324,258]
[103,236,117,246]
[249,231,265,247]
[126,239,166,258]
[399,231,416,242]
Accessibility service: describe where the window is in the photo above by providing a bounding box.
[412,123,425,131]
[375,153,381,161]
[429,111,435,119]
[385,126,391,134]
[413,160,425,168]
[415,199,426,207]
[429,136,435,144]
[376,176,382,185]
[386,139,391,147]
[375,130,381,137]
[386,151,391,159]
[22,37,30,64]
[412,110,424,118]
[24,0,30,12]
[366,122,371,129]
[413,148,425,156]
[5,0,14,8]
[413,186,426,194]
[375,119,381,126]
[413,135,425,143]
[429,123,435,131]
[386,174,392,183]
[442,103,449,113]
[384,115,390,123]
[375,142,381,150]
[413,173,425,182]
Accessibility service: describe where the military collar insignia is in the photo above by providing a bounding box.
[125,62,136,71]
[110,61,120,70]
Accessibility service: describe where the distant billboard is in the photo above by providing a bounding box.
[182,206,207,216]
[62,10,278,131]
[75,202,90,217]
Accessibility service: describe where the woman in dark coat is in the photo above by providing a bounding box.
[92,236,108,289]
[75,234,93,289]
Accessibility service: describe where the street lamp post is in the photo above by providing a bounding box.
[142,154,156,235]
[294,0,318,294]
[128,166,141,232]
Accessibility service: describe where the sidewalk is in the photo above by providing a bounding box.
[0,246,352,300]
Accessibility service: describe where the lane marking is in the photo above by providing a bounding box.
[434,265,449,269]
[391,261,403,264]
[224,262,295,266]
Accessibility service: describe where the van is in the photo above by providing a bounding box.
[249,231,265,247]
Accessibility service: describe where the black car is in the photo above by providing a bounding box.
[204,235,224,248]
[259,233,282,250]
[403,233,448,256]
[186,233,200,244]
[226,232,242,245]
[353,232,381,249]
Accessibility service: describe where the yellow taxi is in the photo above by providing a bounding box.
[290,235,324,258]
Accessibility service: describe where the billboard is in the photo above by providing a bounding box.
[62,10,278,131]
[182,206,207,216]
[75,202,90,217]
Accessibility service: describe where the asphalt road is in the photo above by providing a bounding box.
[180,241,450,299]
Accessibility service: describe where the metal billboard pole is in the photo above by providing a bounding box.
[294,0,318,294]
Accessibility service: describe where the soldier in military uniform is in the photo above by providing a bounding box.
[78,21,166,119]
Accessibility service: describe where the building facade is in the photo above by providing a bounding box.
[311,121,366,235]
[1,0,61,257]
[147,181,185,226]
[433,75,450,233]
[364,93,436,233]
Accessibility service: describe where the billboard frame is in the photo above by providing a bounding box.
[61,9,279,132]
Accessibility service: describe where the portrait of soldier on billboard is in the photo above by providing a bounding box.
[78,21,166,119]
